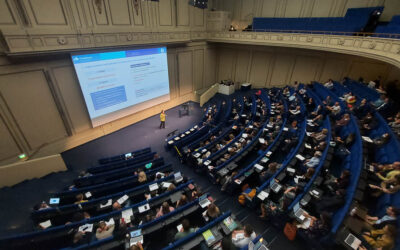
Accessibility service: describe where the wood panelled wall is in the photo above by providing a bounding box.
[0,42,217,164]
[215,44,400,88]
[0,0,206,32]
[209,0,400,29]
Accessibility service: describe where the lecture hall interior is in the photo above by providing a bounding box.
[1,0,400,249]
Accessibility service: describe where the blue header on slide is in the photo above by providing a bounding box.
[72,47,166,64]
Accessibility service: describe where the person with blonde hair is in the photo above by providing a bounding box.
[206,203,221,219]
[138,171,147,183]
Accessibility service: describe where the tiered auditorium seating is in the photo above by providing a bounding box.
[229,89,289,194]
[208,91,271,183]
[2,147,255,249]
[309,82,364,242]
[252,7,383,34]
[375,15,400,37]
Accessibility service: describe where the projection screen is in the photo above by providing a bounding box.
[71,47,170,127]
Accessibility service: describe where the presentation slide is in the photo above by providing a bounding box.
[72,47,170,127]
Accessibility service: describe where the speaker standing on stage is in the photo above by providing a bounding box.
[160,110,166,129]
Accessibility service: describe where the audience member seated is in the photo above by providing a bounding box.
[156,201,175,218]
[95,221,115,240]
[324,79,334,89]
[175,219,196,240]
[307,114,324,132]
[325,170,351,194]
[74,193,88,204]
[352,206,398,231]
[259,162,280,183]
[306,98,315,113]
[310,129,328,145]
[295,168,315,185]
[315,189,346,215]
[360,112,378,132]
[335,113,351,131]
[354,99,371,119]
[372,133,391,147]
[206,203,221,220]
[334,134,354,157]
[301,211,331,240]
[326,102,341,118]
[304,151,322,169]
[138,171,147,183]
[220,171,238,192]
[371,94,386,109]
[361,224,396,250]
[176,194,188,208]
[369,174,400,197]
[231,224,257,248]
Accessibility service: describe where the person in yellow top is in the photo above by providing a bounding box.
[361,224,396,250]
[159,110,166,129]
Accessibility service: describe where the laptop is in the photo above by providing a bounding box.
[49,198,60,205]
[174,172,183,183]
[129,229,144,246]
[221,216,238,234]
[125,153,132,159]
[199,194,211,208]
[293,202,306,222]
[269,179,282,193]
[344,233,362,250]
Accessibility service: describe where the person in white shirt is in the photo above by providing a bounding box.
[231,224,257,248]
[324,79,334,89]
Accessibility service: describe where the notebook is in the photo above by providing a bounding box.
[362,136,373,143]
[254,164,264,172]
[138,204,150,213]
[78,223,93,233]
[117,194,129,205]
[39,220,52,229]
[149,183,159,191]
[296,154,305,161]
[122,208,133,223]
[257,191,269,201]
[100,199,112,208]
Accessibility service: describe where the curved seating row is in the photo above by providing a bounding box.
[209,91,270,181]
[74,157,164,188]
[200,94,257,171]
[55,164,173,205]
[230,91,288,193]
[98,147,151,165]
[0,181,192,249]
[87,151,157,174]
[31,174,176,224]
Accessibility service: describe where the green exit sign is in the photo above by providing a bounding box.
[18,154,27,159]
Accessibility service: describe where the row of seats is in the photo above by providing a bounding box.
[3,142,272,249]
[375,15,400,37]
[252,7,383,34]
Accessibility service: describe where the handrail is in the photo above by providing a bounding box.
[224,29,400,39]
